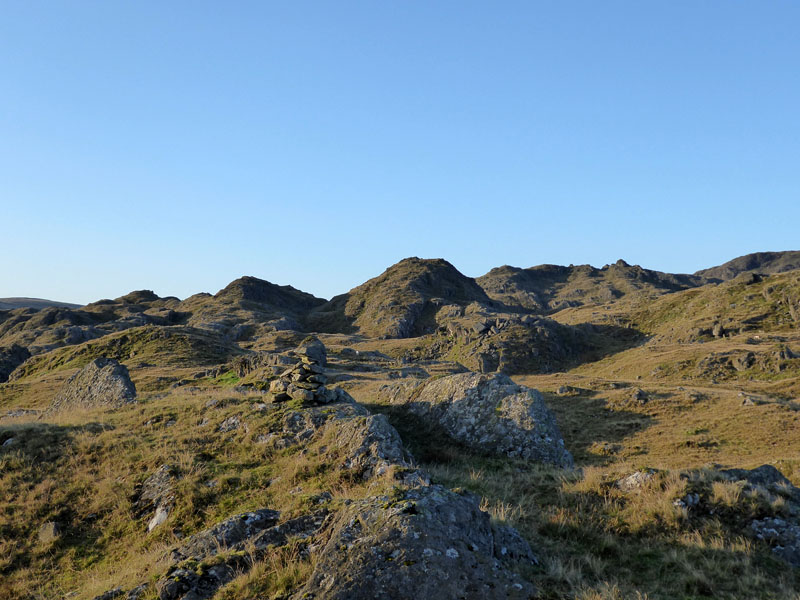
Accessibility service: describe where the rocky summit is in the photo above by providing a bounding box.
[3,251,800,599]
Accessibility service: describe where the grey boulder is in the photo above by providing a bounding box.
[383,372,573,467]
[48,357,136,413]
[295,484,536,600]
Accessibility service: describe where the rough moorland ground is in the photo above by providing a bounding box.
[2,251,800,599]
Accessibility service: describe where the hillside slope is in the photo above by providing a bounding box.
[0,297,81,310]
[696,250,800,281]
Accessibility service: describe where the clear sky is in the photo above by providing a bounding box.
[2,2,798,304]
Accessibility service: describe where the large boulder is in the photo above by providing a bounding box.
[294,485,536,600]
[48,357,136,413]
[382,372,573,467]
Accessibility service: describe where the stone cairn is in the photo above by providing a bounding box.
[269,337,337,404]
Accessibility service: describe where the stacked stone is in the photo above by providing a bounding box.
[269,337,337,404]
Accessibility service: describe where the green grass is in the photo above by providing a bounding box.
[10,325,238,381]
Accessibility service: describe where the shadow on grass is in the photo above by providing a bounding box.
[0,421,112,577]
[573,323,648,365]
[539,388,654,467]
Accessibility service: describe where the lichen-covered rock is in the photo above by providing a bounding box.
[294,485,536,600]
[431,303,589,374]
[721,464,795,492]
[750,517,800,566]
[382,372,573,467]
[132,464,177,532]
[326,411,427,485]
[170,508,281,562]
[616,469,658,492]
[48,357,136,413]
[37,521,61,544]
[160,511,328,600]
[295,335,328,367]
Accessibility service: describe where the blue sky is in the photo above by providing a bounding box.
[2,2,798,304]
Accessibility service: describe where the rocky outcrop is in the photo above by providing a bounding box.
[294,485,536,600]
[47,358,136,413]
[477,261,707,314]
[307,258,493,338]
[170,508,281,562]
[427,302,588,374]
[0,344,30,382]
[382,372,573,467]
[158,509,328,600]
[256,397,426,485]
[182,276,325,339]
[721,464,797,493]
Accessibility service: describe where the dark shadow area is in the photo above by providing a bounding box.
[540,388,654,466]
[571,322,648,366]
[0,421,112,462]
[0,421,113,578]
[361,401,496,464]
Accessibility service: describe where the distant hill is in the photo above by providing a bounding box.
[0,297,81,311]
[477,259,708,313]
[695,250,800,281]
[307,257,492,338]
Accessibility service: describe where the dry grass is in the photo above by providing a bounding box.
[0,377,397,600]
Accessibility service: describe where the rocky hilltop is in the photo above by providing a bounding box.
[477,259,708,313]
[307,257,493,338]
[3,251,800,599]
[695,250,800,281]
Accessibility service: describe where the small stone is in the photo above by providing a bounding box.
[219,416,242,432]
[269,379,288,394]
[295,337,327,367]
[315,386,338,404]
[616,470,657,492]
[631,388,648,404]
[38,521,61,544]
[288,385,314,403]
[148,506,169,532]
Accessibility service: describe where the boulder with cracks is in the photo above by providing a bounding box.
[294,485,537,600]
[48,357,136,413]
[381,372,573,467]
